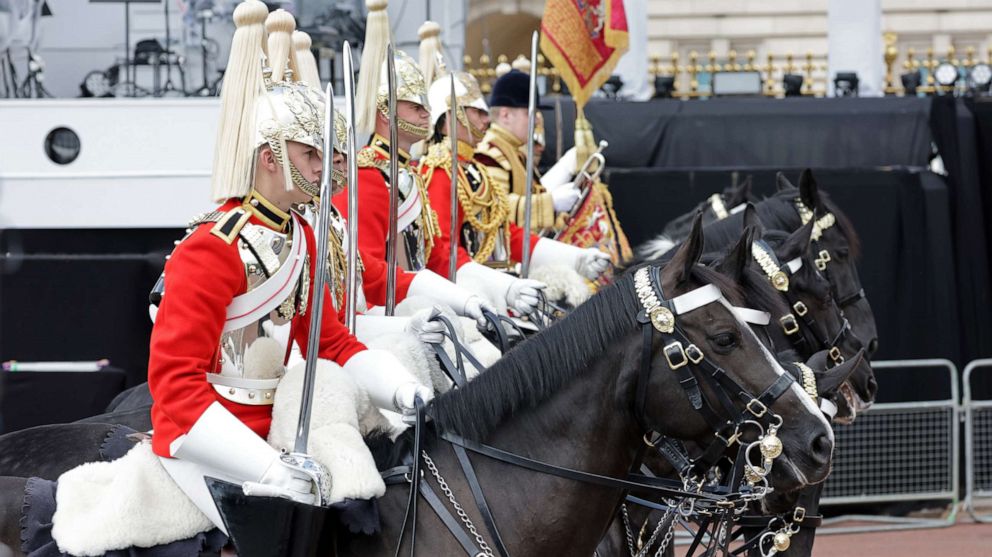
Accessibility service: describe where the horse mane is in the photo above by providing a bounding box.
[430,266,745,442]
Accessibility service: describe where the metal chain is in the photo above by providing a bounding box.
[621,504,637,557]
[652,516,677,557]
[421,451,495,557]
[621,503,678,557]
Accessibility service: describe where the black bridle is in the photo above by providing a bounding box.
[631,266,797,490]
[752,239,854,366]
[794,200,867,310]
[387,269,811,556]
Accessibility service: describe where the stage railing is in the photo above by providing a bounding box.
[964,358,992,522]
[817,359,960,533]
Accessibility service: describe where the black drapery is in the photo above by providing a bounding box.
[541,96,933,169]
[0,368,127,433]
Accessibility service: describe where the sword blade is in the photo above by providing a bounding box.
[520,31,539,278]
[385,44,399,315]
[343,41,359,332]
[448,73,459,281]
[295,83,336,454]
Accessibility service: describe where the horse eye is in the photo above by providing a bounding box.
[836,248,850,259]
[711,333,737,348]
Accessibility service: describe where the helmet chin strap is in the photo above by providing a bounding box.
[268,140,321,199]
[455,104,486,144]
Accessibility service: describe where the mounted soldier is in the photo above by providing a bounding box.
[476,69,581,235]
[417,33,612,310]
[11,5,436,555]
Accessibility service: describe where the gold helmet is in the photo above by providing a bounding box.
[377,50,430,139]
[211,2,326,202]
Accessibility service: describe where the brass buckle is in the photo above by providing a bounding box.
[815,250,831,271]
[829,346,845,364]
[684,343,705,364]
[746,399,768,418]
[792,507,807,523]
[664,341,688,370]
[643,432,661,447]
[793,301,808,316]
[716,428,742,446]
[780,314,800,335]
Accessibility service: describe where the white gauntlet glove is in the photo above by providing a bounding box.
[405,307,446,344]
[169,402,320,507]
[551,182,580,212]
[463,295,497,326]
[506,278,546,316]
[576,247,611,280]
[409,270,496,327]
[455,262,547,317]
[542,146,578,189]
[343,349,434,415]
[532,238,611,280]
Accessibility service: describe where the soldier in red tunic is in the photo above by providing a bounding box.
[418,70,612,300]
[148,3,431,533]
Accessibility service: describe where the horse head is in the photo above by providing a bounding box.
[778,170,879,360]
[642,214,835,493]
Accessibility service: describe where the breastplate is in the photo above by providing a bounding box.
[220,220,308,381]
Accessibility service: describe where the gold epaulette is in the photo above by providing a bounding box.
[209,208,252,244]
[356,148,388,172]
[420,142,452,170]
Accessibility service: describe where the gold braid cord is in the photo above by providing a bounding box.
[357,148,440,261]
[422,142,509,263]
[326,216,364,310]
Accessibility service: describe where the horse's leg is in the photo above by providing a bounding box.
[0,477,27,557]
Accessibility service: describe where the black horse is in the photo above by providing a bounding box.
[637,169,878,365]
[598,222,868,557]
[0,217,834,556]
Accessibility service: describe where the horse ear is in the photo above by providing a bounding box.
[741,203,764,238]
[798,168,823,212]
[671,211,705,285]
[776,219,815,261]
[815,349,866,397]
[717,226,755,281]
[727,175,753,206]
[775,172,797,192]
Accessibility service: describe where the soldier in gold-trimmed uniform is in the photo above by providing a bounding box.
[420,69,611,300]
[476,70,581,234]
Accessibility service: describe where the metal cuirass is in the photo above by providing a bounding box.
[217,219,309,385]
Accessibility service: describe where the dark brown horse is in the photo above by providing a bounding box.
[0,217,834,556]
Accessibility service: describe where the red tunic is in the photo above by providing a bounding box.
[148,199,367,458]
[330,148,421,305]
[422,144,538,276]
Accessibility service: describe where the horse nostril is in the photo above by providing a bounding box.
[867,338,879,355]
[811,434,833,465]
[866,376,879,401]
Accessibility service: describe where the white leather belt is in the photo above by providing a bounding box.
[206,373,282,406]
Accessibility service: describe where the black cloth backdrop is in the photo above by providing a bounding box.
[0,229,175,387]
[541,96,933,169]
[605,168,962,368]
[0,368,127,433]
